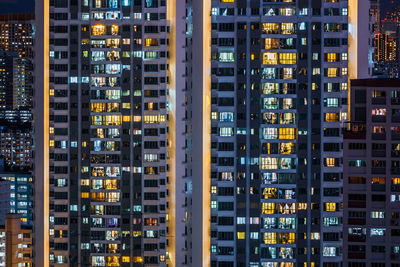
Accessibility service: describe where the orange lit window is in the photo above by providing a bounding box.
[263,52,278,65]
[91,25,105,36]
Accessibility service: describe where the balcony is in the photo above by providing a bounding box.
[393,115,400,123]
[372,150,386,157]
[371,115,386,123]
[371,133,386,140]
[392,167,400,175]
[371,184,386,192]
[371,167,386,175]
[371,96,386,105]
[392,132,400,140]
[343,123,366,140]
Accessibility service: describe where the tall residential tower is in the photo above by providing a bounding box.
[35,0,186,266]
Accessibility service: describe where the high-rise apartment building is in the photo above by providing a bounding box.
[34,0,366,266]
[0,173,33,227]
[0,214,32,267]
[0,14,34,59]
[35,0,186,266]
[0,51,33,110]
[187,0,355,266]
[343,79,400,266]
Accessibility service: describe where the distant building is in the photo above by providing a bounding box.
[0,52,33,110]
[0,126,32,171]
[0,173,32,227]
[0,214,32,267]
[0,14,34,59]
[374,32,397,63]
[343,79,400,265]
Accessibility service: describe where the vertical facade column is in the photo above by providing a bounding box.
[192,0,211,266]
[33,0,50,266]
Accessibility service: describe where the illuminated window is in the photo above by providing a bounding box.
[341,67,348,76]
[262,203,276,215]
[326,53,337,62]
[211,186,217,194]
[49,89,54,96]
[262,128,277,139]
[263,187,278,199]
[91,25,105,35]
[279,53,296,64]
[263,232,277,244]
[341,52,348,60]
[81,192,89,198]
[325,113,339,122]
[279,128,296,139]
[49,140,54,147]
[262,23,279,34]
[145,38,158,46]
[281,23,295,34]
[325,202,337,212]
[219,52,234,62]
[221,0,234,2]
[237,232,245,239]
[263,52,278,65]
[327,68,338,77]
[264,38,279,49]
[279,232,295,244]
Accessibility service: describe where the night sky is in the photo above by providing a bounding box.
[0,0,35,14]
[0,0,394,18]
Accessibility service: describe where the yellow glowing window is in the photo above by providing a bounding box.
[106,256,120,266]
[281,23,295,34]
[325,113,339,122]
[145,38,158,46]
[49,127,54,134]
[221,0,234,2]
[342,67,348,76]
[81,192,89,198]
[237,232,245,239]
[211,112,218,120]
[325,158,336,167]
[82,51,88,57]
[263,232,277,244]
[325,202,336,211]
[279,53,296,64]
[122,116,131,122]
[262,203,276,214]
[133,116,141,122]
[49,140,54,147]
[372,177,385,184]
[327,68,338,77]
[49,89,54,96]
[263,52,278,65]
[82,141,87,147]
[160,255,166,262]
[133,257,143,263]
[81,179,90,186]
[91,103,105,112]
[279,232,295,244]
[262,23,279,34]
[111,25,119,36]
[279,128,296,139]
[392,178,400,185]
[122,103,130,109]
[264,38,279,49]
[132,231,142,237]
[326,53,337,62]
[91,25,105,36]
[298,203,307,210]
[263,187,277,199]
